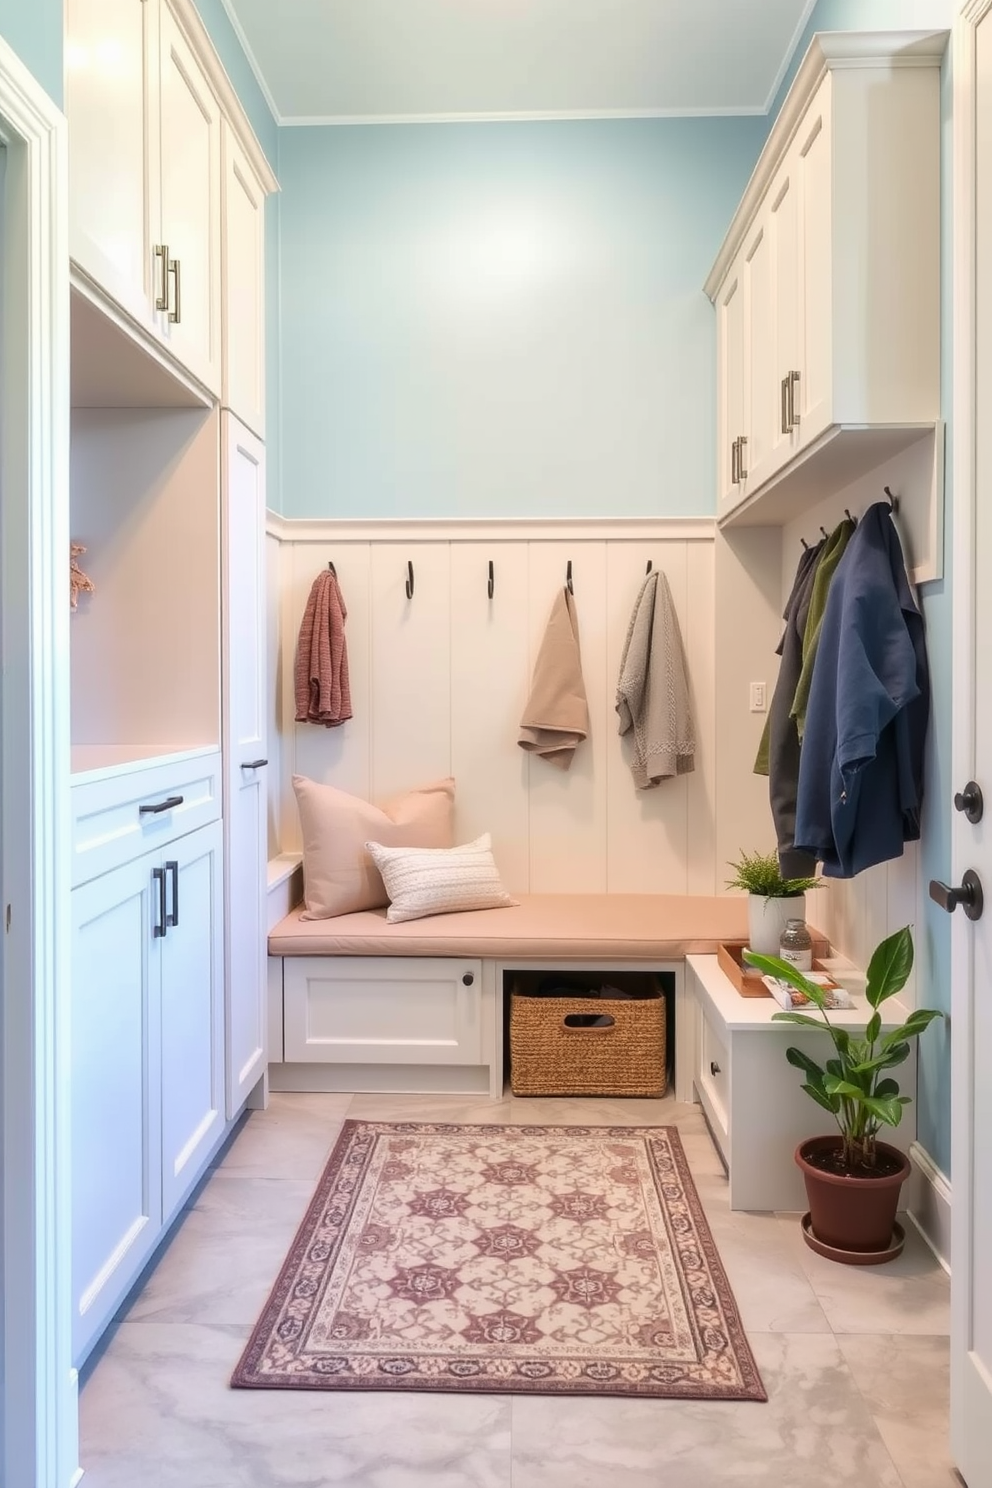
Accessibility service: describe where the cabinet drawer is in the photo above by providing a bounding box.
[284,956,483,1067]
[696,1009,730,1155]
[71,750,221,886]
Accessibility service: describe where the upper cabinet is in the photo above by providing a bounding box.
[66,0,278,409]
[707,30,946,526]
[222,123,267,439]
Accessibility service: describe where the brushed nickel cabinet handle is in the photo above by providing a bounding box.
[781,375,790,435]
[168,256,181,324]
[789,370,801,428]
[731,438,739,484]
[154,243,170,311]
[738,435,748,480]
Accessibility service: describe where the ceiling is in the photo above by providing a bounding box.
[221,0,818,125]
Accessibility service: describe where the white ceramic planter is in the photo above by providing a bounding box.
[748,894,805,956]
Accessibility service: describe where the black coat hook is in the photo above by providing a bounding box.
[327,560,337,577]
[566,560,573,595]
[405,560,414,599]
[884,485,900,513]
[800,537,809,550]
[845,509,857,525]
[820,526,829,540]
[487,560,494,600]
[645,559,653,575]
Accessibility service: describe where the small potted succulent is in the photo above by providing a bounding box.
[725,848,821,955]
[744,925,943,1263]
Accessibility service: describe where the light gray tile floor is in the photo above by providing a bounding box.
[78,1090,957,1488]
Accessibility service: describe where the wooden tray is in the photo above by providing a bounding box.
[717,936,831,998]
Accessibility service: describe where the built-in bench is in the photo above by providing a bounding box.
[266,893,750,1101]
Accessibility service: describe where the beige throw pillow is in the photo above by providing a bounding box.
[364,833,516,923]
[293,775,455,919]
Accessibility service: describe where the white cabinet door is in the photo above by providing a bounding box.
[222,417,268,1117]
[768,159,802,472]
[741,216,775,494]
[160,820,225,1222]
[715,255,746,514]
[284,958,484,1067]
[158,1,223,393]
[796,82,833,448]
[66,0,159,331]
[71,851,162,1365]
[222,123,266,438]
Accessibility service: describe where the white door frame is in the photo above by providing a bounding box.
[952,3,992,1482]
[0,36,76,1488]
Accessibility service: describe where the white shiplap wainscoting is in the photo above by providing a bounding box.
[265,515,783,897]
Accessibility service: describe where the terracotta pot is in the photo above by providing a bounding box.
[747,893,805,955]
[796,1135,911,1257]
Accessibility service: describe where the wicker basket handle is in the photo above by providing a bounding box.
[562,1013,616,1033]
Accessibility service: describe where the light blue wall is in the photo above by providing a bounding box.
[277,118,766,519]
[0,0,62,106]
[772,0,955,1175]
[192,0,277,169]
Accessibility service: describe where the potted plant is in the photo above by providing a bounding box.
[725,848,821,955]
[744,925,942,1264]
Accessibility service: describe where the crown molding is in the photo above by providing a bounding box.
[278,105,766,128]
[217,0,285,125]
[759,0,819,115]
[265,512,717,544]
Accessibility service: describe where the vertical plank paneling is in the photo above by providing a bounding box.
[526,543,608,893]
[450,544,531,891]
[370,543,451,798]
[605,542,690,893]
[290,543,372,812]
[685,540,718,895]
[264,531,284,859]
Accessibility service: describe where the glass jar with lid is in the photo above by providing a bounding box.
[779,917,813,971]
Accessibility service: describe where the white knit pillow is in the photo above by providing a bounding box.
[364,833,516,923]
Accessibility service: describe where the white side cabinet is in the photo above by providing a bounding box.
[222,416,268,1117]
[70,757,224,1365]
[686,954,916,1212]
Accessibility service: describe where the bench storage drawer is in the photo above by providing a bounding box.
[283,956,484,1067]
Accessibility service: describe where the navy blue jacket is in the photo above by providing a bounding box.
[793,502,929,878]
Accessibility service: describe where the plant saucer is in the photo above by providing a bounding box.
[800,1212,906,1265]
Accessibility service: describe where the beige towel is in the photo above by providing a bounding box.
[518,587,589,770]
[294,569,353,727]
[616,570,695,788]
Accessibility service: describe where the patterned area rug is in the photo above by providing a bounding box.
[232,1121,765,1400]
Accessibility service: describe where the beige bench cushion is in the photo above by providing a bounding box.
[268,893,750,961]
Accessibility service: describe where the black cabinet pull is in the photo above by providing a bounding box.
[139,795,183,816]
[710,1061,721,1077]
[462,972,475,986]
[241,759,268,770]
[166,860,179,928]
[152,867,167,938]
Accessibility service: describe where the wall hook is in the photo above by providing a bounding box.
[845,508,857,525]
[327,560,337,577]
[405,560,414,599]
[645,559,653,575]
[884,485,900,513]
[800,536,809,550]
[566,560,573,595]
[487,560,494,600]
[820,526,829,540]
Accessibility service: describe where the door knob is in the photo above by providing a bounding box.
[929,869,984,921]
[954,781,984,824]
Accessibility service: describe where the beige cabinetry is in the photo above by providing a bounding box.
[707,31,944,524]
[222,122,267,438]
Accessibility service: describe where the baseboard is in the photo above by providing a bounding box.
[906,1140,951,1274]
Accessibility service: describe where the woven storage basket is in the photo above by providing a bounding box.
[509,990,666,1097]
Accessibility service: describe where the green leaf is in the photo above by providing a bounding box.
[744,951,827,1006]
[861,1094,911,1128]
[771,1010,834,1031]
[848,1045,911,1076]
[823,1077,868,1099]
[866,1011,881,1044]
[785,1047,825,1079]
[865,926,914,1008]
[881,1010,943,1048]
[802,1082,841,1115]
[874,1078,901,1099]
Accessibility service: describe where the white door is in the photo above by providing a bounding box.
[795,77,832,448]
[70,854,162,1365]
[952,8,992,1482]
[222,416,268,1116]
[159,820,225,1222]
[716,254,746,514]
[741,215,775,494]
[65,0,160,330]
[768,158,801,472]
[158,0,222,392]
